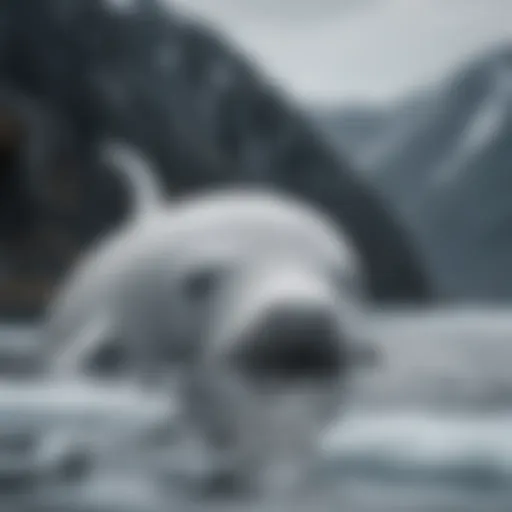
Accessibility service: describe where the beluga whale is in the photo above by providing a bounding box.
[43,141,378,498]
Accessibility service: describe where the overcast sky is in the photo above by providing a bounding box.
[170,0,512,105]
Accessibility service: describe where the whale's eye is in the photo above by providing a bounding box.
[183,267,223,301]
[86,338,129,379]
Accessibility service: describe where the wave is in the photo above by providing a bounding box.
[320,410,512,490]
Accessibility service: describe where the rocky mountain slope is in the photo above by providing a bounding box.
[0,0,432,319]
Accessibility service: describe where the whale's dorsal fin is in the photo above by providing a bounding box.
[100,140,167,219]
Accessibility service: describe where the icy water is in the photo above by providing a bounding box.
[2,307,512,511]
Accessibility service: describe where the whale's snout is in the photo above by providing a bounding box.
[232,300,345,381]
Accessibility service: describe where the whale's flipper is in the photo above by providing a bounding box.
[52,315,119,377]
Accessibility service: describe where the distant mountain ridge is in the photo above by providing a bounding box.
[314,46,512,300]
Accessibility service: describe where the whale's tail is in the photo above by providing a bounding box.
[99,140,167,219]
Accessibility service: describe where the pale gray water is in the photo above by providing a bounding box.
[1,307,512,511]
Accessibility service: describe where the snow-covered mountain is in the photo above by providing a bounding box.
[315,47,512,300]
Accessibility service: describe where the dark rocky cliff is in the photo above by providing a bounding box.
[0,0,432,319]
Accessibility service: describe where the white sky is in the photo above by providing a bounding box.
[169,0,512,105]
